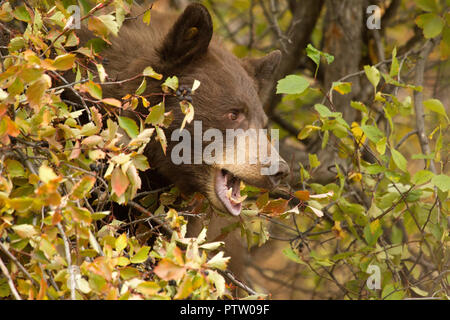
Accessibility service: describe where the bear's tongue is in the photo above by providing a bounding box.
[215,169,247,216]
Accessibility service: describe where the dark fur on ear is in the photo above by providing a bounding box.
[241,50,281,97]
[158,3,213,68]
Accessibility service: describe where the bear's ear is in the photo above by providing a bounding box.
[241,50,281,97]
[159,3,213,67]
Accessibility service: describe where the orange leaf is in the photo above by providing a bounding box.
[294,190,310,201]
[102,98,121,108]
[153,259,186,281]
[262,198,289,216]
[111,167,129,197]
[69,140,81,160]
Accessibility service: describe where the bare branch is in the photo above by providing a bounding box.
[0,256,21,300]
[413,40,437,173]
[57,222,76,300]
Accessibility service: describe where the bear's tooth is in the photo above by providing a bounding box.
[230,194,247,204]
[226,187,233,200]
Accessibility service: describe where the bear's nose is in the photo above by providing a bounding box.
[268,160,290,188]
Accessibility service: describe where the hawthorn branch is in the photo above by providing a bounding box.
[413,40,436,173]
[0,242,39,288]
[373,185,414,221]
[0,256,21,300]
[57,222,76,300]
[128,201,174,237]
[51,71,92,122]
[395,130,418,149]
[219,269,258,296]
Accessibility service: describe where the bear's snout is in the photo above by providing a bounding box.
[267,159,290,188]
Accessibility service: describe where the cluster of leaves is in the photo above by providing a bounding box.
[0,0,233,300]
[268,18,449,298]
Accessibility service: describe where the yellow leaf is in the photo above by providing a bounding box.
[351,122,365,146]
[39,163,57,183]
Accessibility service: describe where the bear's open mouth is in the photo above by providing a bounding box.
[215,169,247,216]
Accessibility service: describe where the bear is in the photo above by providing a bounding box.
[77,3,290,280]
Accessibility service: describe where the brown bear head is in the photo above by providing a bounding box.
[101,3,290,216]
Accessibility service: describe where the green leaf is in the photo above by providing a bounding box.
[98,14,119,36]
[412,170,435,185]
[143,66,162,80]
[350,101,368,113]
[314,104,341,118]
[120,267,140,280]
[382,283,404,300]
[8,36,25,52]
[309,153,320,169]
[431,174,450,192]
[306,44,334,77]
[130,246,150,264]
[362,163,386,174]
[412,152,435,160]
[84,81,102,100]
[52,54,76,71]
[135,78,147,95]
[364,219,383,246]
[361,125,384,142]
[0,278,10,298]
[5,159,25,177]
[332,81,352,95]
[416,0,440,12]
[416,13,444,38]
[161,76,179,92]
[391,148,408,172]
[423,99,449,121]
[376,137,387,155]
[297,125,320,140]
[306,44,321,68]
[13,5,30,22]
[364,65,380,90]
[411,286,429,297]
[276,75,309,95]
[282,247,304,264]
[389,47,399,77]
[118,116,139,138]
[145,102,165,125]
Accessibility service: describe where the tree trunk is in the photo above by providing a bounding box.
[322,0,364,123]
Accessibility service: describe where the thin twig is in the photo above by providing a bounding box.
[0,256,21,300]
[413,40,436,173]
[0,242,39,288]
[219,269,258,296]
[57,222,76,300]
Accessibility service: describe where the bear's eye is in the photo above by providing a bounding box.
[228,110,240,121]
